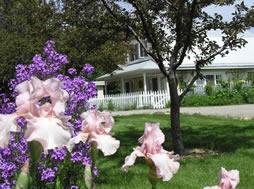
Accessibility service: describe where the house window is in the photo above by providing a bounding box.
[129,44,139,61]
[205,75,215,85]
[196,79,205,85]
[129,42,148,62]
[215,75,222,85]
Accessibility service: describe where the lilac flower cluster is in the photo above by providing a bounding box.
[70,142,98,177]
[37,148,66,183]
[37,142,95,186]
[49,147,67,162]
[8,40,68,91]
[0,133,28,188]
[71,142,91,166]
[82,64,94,75]
[16,116,27,129]
[39,167,58,183]
[0,93,15,114]
[57,74,97,116]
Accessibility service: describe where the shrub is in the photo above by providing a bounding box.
[98,103,104,111]
[107,100,115,111]
[240,88,254,104]
[205,84,214,96]
[181,93,245,107]
[233,80,245,91]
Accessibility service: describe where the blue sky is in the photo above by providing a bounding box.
[119,0,254,33]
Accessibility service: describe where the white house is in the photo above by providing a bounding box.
[97,35,254,95]
[91,34,254,109]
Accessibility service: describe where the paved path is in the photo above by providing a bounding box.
[112,104,254,119]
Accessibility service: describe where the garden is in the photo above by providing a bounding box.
[0,40,249,189]
[1,1,254,189]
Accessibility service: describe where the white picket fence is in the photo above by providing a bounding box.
[89,90,171,110]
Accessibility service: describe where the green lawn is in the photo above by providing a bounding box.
[95,114,254,189]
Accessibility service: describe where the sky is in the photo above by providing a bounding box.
[118,0,254,33]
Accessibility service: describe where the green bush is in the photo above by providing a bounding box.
[205,84,214,96]
[240,88,254,104]
[233,80,245,91]
[98,103,104,111]
[107,100,115,111]
[181,92,245,107]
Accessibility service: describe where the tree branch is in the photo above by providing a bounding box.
[173,0,198,70]
[164,0,178,11]
[170,1,184,67]
[101,0,168,76]
[179,72,200,102]
[179,38,231,101]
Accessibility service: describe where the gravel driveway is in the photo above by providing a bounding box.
[112,104,254,119]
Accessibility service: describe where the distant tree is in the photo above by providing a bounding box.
[56,0,130,78]
[0,0,129,90]
[102,0,249,154]
[0,0,60,90]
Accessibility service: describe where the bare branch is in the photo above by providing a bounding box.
[179,72,200,102]
[173,0,198,70]
[170,1,184,67]
[164,0,178,11]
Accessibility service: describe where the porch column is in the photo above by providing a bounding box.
[105,81,108,95]
[143,72,147,92]
[166,78,170,94]
[121,78,125,93]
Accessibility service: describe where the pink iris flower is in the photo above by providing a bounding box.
[15,76,69,118]
[15,77,71,152]
[122,123,180,181]
[68,111,120,156]
[203,167,240,189]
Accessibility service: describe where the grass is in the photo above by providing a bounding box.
[94,114,254,189]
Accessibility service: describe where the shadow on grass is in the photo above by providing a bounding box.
[180,125,254,152]
[114,114,254,153]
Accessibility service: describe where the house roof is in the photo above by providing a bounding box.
[98,35,254,80]
[97,59,167,80]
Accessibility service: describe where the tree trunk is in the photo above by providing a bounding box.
[167,73,185,155]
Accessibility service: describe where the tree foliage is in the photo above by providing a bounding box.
[0,0,129,91]
[60,0,130,77]
[0,0,59,89]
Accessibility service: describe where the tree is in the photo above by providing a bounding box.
[0,0,60,91]
[0,0,130,90]
[101,0,249,154]
[57,0,130,78]
[246,4,254,27]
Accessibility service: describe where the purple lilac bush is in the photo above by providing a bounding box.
[0,40,97,188]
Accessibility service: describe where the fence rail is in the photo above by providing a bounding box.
[89,90,171,110]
